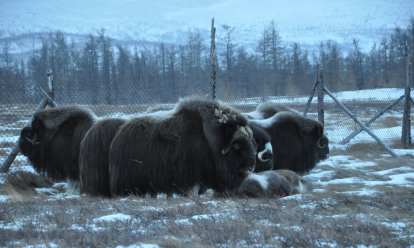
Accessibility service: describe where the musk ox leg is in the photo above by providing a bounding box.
[187,183,201,197]
[64,178,79,195]
[274,169,313,194]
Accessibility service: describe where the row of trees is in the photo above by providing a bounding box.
[1,18,413,104]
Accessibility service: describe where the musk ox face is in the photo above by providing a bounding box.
[18,105,97,183]
[19,126,42,160]
[221,125,257,181]
[316,134,330,162]
[248,123,274,172]
[250,111,329,175]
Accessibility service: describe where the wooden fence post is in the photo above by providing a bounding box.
[402,43,412,146]
[209,18,216,100]
[317,64,325,125]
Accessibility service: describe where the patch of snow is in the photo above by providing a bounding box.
[93,213,132,222]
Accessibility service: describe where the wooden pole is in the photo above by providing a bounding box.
[209,18,216,100]
[324,86,399,158]
[303,80,318,117]
[317,64,324,125]
[402,43,412,146]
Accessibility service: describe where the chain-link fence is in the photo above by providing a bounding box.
[1,68,412,168]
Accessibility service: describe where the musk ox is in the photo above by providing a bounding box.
[18,105,97,194]
[144,103,274,174]
[79,117,127,197]
[108,96,257,197]
[218,171,292,198]
[249,111,329,175]
[274,169,313,194]
[215,169,312,198]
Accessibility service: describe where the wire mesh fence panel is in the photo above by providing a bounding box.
[0,69,412,168]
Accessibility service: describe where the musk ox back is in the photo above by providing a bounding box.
[18,105,97,189]
[79,117,127,197]
[109,96,257,196]
[244,102,300,120]
[250,111,329,175]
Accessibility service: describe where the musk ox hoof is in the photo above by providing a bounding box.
[274,169,313,194]
[64,178,79,196]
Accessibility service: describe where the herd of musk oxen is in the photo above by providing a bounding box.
[18,96,329,198]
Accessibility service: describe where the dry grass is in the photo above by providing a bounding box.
[1,144,414,247]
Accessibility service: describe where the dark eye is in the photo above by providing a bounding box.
[318,138,327,149]
[25,131,34,139]
[261,153,272,160]
[233,143,242,150]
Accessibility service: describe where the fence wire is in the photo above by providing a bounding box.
[1,70,412,167]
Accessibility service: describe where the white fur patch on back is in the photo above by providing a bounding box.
[144,106,177,122]
[247,173,268,190]
[249,116,278,128]
[244,111,264,120]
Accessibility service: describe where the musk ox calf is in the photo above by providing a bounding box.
[108,96,258,197]
[18,105,97,194]
[79,117,127,197]
[215,169,313,198]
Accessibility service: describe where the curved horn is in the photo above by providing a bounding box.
[318,138,327,149]
[25,131,37,144]
[258,151,269,162]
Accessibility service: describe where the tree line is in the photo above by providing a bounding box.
[0,18,413,105]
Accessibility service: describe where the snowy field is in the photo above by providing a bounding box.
[0,88,413,247]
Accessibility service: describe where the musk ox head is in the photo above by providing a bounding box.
[248,122,274,172]
[250,111,329,175]
[221,125,257,175]
[18,105,97,183]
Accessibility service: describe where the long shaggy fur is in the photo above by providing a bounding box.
[244,102,300,120]
[18,105,97,182]
[274,169,313,194]
[250,111,329,175]
[79,117,127,197]
[109,96,257,197]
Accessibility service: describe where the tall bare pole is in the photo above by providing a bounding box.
[209,18,217,100]
[317,64,325,125]
[402,43,412,146]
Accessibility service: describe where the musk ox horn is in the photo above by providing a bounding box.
[318,137,327,149]
[25,131,37,144]
[222,126,254,155]
[258,150,271,162]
